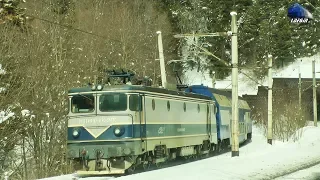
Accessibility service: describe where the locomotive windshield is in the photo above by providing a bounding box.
[99,93,127,112]
[71,94,95,113]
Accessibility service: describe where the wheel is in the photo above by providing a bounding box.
[193,155,198,160]
[184,156,192,162]
[155,162,163,168]
[142,163,150,171]
[125,166,135,175]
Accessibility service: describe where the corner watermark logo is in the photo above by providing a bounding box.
[287,3,313,23]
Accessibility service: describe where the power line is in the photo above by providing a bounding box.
[224,83,232,89]
[26,14,121,43]
[239,70,268,90]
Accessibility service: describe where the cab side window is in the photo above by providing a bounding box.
[129,94,142,111]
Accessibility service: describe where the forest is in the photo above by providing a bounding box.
[0,0,319,179]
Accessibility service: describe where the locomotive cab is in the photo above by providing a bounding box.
[69,92,142,114]
[67,87,145,175]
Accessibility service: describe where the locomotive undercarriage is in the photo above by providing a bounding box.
[133,140,215,172]
[70,140,216,176]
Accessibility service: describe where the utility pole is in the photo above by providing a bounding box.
[313,60,317,127]
[267,55,273,145]
[211,72,216,88]
[298,71,302,118]
[172,12,239,157]
[157,31,167,88]
[230,11,239,157]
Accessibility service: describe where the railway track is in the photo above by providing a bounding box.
[272,160,320,180]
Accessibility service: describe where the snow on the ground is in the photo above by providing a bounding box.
[275,163,320,180]
[38,122,320,180]
[184,54,320,96]
[38,174,113,180]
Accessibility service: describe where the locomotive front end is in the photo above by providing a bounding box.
[66,87,143,175]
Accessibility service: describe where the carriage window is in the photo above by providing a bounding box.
[71,94,95,113]
[167,101,170,111]
[183,102,186,112]
[99,93,127,112]
[129,94,142,111]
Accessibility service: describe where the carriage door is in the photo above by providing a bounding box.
[207,104,211,139]
[129,94,146,153]
[140,94,147,152]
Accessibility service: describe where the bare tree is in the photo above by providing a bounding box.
[1,0,178,179]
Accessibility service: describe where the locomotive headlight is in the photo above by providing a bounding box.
[114,128,121,134]
[114,126,125,137]
[97,84,103,91]
[72,128,80,138]
[91,85,96,91]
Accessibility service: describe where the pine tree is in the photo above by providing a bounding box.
[158,0,320,80]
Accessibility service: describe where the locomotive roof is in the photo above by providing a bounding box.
[68,85,212,100]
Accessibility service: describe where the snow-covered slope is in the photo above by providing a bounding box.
[184,54,320,96]
[38,122,320,180]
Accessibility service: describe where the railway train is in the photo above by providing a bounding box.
[66,71,252,175]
